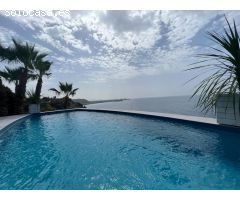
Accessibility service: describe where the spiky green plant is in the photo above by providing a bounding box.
[187,17,240,113]
[49,82,79,109]
[26,89,39,104]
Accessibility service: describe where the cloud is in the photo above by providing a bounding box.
[0,27,18,46]
[37,24,91,54]
[99,11,156,33]
[36,31,74,55]
[1,10,240,84]
[2,11,91,55]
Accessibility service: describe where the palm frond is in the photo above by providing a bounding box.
[69,88,79,97]
[187,17,240,113]
[49,82,78,98]
[26,89,39,104]
[49,88,61,96]
[0,66,24,84]
[59,82,73,94]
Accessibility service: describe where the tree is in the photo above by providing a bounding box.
[0,78,15,116]
[0,66,36,92]
[187,17,240,113]
[0,66,24,93]
[49,82,79,109]
[0,38,39,113]
[30,54,52,102]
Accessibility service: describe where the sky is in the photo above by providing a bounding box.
[0,10,240,100]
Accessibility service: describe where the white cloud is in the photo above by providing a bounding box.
[0,27,18,46]
[99,11,157,33]
[1,10,239,84]
[3,11,91,54]
[37,31,74,54]
[75,11,162,50]
[160,11,218,48]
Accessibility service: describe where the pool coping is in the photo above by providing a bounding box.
[1,108,240,133]
[38,108,218,124]
[0,114,31,134]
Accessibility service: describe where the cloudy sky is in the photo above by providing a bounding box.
[0,10,240,100]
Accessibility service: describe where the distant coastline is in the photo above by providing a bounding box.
[86,96,215,118]
[74,98,129,105]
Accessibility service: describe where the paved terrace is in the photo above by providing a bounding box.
[82,109,218,125]
[0,109,218,132]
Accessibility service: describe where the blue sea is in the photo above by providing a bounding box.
[88,96,215,118]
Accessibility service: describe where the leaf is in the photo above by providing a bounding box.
[187,17,240,115]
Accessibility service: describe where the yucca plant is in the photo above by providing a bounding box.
[49,82,79,109]
[187,17,240,113]
[26,89,39,104]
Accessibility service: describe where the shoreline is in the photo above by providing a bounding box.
[74,98,129,105]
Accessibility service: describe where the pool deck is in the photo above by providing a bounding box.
[86,109,218,125]
[0,114,30,133]
[0,109,218,132]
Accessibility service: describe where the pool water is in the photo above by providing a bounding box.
[0,111,240,189]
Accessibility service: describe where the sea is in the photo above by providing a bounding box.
[87,96,215,118]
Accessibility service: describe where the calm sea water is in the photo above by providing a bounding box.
[0,111,240,189]
[88,96,215,118]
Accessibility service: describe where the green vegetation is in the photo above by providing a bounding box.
[0,38,83,116]
[31,54,52,102]
[0,39,39,113]
[40,97,83,112]
[0,67,24,93]
[49,82,79,109]
[0,78,15,116]
[187,17,240,112]
[26,89,39,104]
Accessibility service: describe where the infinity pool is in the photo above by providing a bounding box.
[0,111,240,189]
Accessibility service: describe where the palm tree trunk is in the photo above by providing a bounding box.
[35,76,42,102]
[64,96,69,109]
[14,83,18,94]
[238,78,240,92]
[15,69,28,114]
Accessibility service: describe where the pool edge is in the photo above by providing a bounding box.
[0,114,31,135]
[38,108,240,131]
[1,108,240,133]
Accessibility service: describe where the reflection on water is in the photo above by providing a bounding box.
[0,111,239,189]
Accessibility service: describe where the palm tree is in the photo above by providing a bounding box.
[0,66,36,93]
[31,54,52,102]
[187,17,240,113]
[0,66,24,93]
[0,38,39,113]
[49,82,79,109]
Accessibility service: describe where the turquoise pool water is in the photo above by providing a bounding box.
[0,111,240,189]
